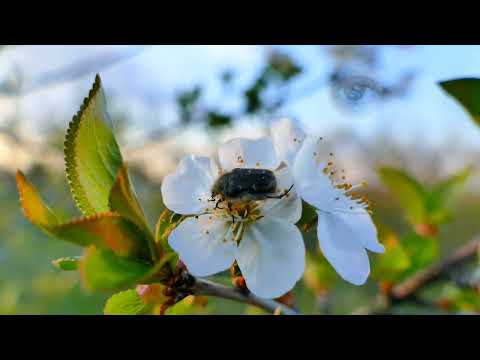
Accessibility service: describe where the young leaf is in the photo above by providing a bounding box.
[108,165,157,260]
[65,74,123,215]
[109,165,148,230]
[16,170,60,228]
[80,247,152,292]
[18,170,152,260]
[154,209,183,270]
[104,289,152,315]
[378,167,427,225]
[439,78,480,127]
[423,166,472,226]
[52,212,151,259]
[52,256,81,271]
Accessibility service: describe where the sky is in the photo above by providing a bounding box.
[1,45,480,151]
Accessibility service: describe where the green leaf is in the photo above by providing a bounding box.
[65,74,124,215]
[52,256,81,271]
[439,78,480,127]
[164,296,199,315]
[16,170,60,228]
[154,209,184,271]
[402,233,439,274]
[108,165,157,260]
[52,213,151,259]
[423,166,472,225]
[267,51,302,82]
[206,111,231,128]
[18,170,151,259]
[176,86,202,124]
[80,247,152,291]
[378,167,427,225]
[104,289,152,315]
[371,224,411,282]
[109,165,148,230]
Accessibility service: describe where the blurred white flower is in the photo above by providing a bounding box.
[292,133,384,285]
[161,136,305,299]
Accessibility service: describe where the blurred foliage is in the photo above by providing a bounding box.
[244,51,302,114]
[176,86,202,124]
[440,78,480,127]
[378,166,472,228]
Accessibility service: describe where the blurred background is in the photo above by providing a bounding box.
[1,45,480,314]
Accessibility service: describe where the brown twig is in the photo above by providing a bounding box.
[390,238,480,302]
[191,278,299,315]
[353,238,479,315]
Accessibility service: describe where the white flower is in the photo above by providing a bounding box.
[161,136,305,299]
[270,118,306,168]
[292,134,385,285]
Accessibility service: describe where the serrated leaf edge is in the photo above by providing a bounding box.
[64,74,103,215]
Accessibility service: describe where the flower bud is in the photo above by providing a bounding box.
[136,284,168,305]
[379,281,393,295]
[275,292,296,308]
[415,223,438,237]
[232,275,247,290]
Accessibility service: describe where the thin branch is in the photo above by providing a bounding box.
[390,238,480,302]
[353,238,479,315]
[191,278,299,315]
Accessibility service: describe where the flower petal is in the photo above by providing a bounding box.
[218,137,279,172]
[270,118,306,167]
[168,215,235,277]
[316,210,375,285]
[161,155,219,215]
[350,209,384,253]
[235,217,305,299]
[262,166,302,223]
[292,136,341,211]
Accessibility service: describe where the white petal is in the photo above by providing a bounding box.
[262,166,302,223]
[235,217,305,299]
[218,137,279,172]
[349,209,384,253]
[292,136,341,211]
[316,210,374,285]
[270,118,306,167]
[161,155,219,215]
[168,215,235,277]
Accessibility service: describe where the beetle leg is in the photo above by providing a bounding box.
[215,200,224,209]
[266,184,294,199]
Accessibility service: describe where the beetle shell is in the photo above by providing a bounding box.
[212,168,277,201]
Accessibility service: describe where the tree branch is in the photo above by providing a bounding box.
[390,238,480,302]
[191,278,299,315]
[353,238,479,315]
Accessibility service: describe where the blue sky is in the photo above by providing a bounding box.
[1,45,480,150]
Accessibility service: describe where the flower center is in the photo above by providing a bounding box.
[207,197,265,245]
[212,197,264,224]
